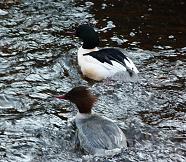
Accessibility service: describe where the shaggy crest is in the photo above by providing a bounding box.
[57,86,97,113]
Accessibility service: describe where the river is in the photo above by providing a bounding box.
[0,0,185,161]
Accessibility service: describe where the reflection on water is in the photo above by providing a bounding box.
[0,0,186,161]
[79,0,186,50]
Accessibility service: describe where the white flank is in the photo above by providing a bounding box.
[77,46,139,81]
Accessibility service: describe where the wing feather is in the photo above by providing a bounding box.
[83,48,138,76]
[76,115,127,153]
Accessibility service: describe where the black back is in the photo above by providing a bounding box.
[83,48,130,66]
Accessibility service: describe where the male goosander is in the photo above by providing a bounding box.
[57,86,127,155]
[76,24,139,81]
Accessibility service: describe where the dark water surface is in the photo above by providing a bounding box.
[0,0,186,161]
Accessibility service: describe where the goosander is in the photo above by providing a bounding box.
[56,86,127,155]
[76,24,139,81]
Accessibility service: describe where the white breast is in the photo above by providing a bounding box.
[78,47,112,80]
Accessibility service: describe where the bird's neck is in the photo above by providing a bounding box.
[78,46,98,55]
[76,112,92,119]
[76,111,94,119]
[82,40,98,49]
[76,102,92,113]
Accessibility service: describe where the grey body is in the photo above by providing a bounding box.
[75,114,127,155]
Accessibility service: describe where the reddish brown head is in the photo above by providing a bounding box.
[56,86,97,114]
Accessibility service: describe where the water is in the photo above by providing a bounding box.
[0,0,186,161]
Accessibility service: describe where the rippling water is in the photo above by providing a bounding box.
[0,0,186,161]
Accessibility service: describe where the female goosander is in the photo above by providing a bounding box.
[76,24,139,81]
[57,86,127,155]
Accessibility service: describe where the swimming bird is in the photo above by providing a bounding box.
[76,24,139,81]
[56,86,127,155]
